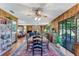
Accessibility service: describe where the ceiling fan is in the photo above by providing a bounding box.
[27,7,48,21]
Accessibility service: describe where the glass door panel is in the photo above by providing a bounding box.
[77,19,79,42]
[59,22,63,39]
[66,20,71,51]
[62,21,66,48]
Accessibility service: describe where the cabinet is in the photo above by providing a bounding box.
[0,8,17,55]
[0,18,12,55]
[11,21,17,43]
[74,44,79,56]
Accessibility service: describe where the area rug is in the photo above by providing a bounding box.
[15,44,59,56]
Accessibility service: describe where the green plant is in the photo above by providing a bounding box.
[6,16,13,20]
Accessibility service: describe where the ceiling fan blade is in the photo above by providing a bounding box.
[26,12,35,16]
[24,11,35,16]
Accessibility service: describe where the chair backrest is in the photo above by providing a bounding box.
[32,35,43,56]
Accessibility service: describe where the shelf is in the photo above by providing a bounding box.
[12,32,16,34]
[0,17,17,56]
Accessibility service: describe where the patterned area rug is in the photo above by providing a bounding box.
[15,36,60,56]
[16,44,59,56]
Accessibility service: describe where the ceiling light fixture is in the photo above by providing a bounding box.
[34,17,41,21]
[34,9,42,21]
[35,17,38,21]
[38,17,41,21]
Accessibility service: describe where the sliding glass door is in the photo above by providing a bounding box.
[59,17,76,52]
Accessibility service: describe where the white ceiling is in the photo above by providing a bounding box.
[0,3,76,25]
